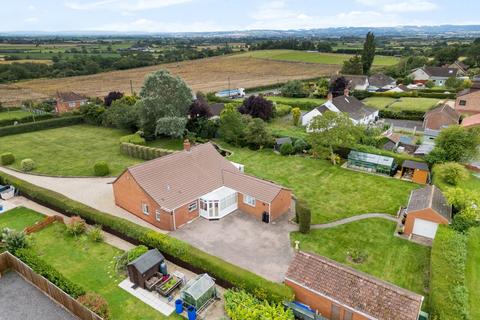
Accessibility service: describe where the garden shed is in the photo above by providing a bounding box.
[401,160,430,184]
[347,151,397,176]
[127,249,166,289]
[180,274,217,311]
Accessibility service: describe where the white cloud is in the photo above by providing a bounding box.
[24,17,39,23]
[355,0,438,13]
[93,18,221,32]
[65,0,192,11]
[27,5,36,10]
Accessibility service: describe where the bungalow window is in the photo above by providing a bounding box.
[155,209,161,221]
[459,100,467,106]
[243,195,256,207]
[141,202,149,215]
[188,201,198,212]
[68,102,76,108]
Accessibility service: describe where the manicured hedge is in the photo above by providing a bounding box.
[0,113,54,128]
[379,109,425,121]
[0,152,15,165]
[119,133,146,145]
[14,248,86,298]
[0,171,293,303]
[0,116,84,137]
[430,227,469,320]
[120,142,173,160]
[93,161,110,176]
[353,90,456,100]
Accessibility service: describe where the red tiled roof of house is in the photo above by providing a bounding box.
[123,143,287,210]
[285,252,423,320]
[462,113,480,128]
[56,91,88,102]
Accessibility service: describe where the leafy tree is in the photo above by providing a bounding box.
[341,54,363,75]
[239,95,274,121]
[292,107,301,126]
[104,91,124,107]
[434,46,459,66]
[188,93,212,119]
[218,105,246,146]
[80,103,106,125]
[466,39,480,67]
[426,126,480,164]
[308,111,361,165]
[445,77,465,91]
[103,100,139,131]
[329,76,349,97]
[186,117,218,139]
[281,80,308,98]
[361,32,376,75]
[433,162,469,186]
[245,118,272,149]
[293,138,309,153]
[444,188,480,212]
[136,69,193,139]
[425,80,435,88]
[280,143,294,156]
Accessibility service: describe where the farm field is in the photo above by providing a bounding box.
[364,96,442,112]
[234,50,400,66]
[0,55,340,106]
[0,124,142,176]
[467,227,480,318]
[225,145,417,224]
[291,219,431,299]
[0,109,32,120]
[0,59,53,65]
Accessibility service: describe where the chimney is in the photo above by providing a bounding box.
[183,139,191,152]
[344,88,350,97]
[327,92,333,101]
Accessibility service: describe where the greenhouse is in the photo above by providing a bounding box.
[347,151,397,176]
[180,274,217,311]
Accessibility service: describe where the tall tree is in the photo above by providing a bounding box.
[136,69,193,139]
[188,92,212,119]
[341,55,363,75]
[239,95,274,121]
[361,32,376,75]
[426,125,480,164]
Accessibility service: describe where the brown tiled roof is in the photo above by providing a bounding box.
[56,91,87,102]
[424,104,460,129]
[124,143,287,210]
[285,252,423,320]
[462,114,480,128]
[406,185,452,221]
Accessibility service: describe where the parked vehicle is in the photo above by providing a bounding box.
[215,88,245,99]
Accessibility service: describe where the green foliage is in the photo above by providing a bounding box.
[155,116,188,138]
[445,77,467,91]
[103,100,139,131]
[0,113,54,128]
[224,290,294,320]
[430,227,469,320]
[93,161,110,176]
[245,118,272,149]
[296,199,311,234]
[219,106,247,146]
[433,162,470,186]
[291,107,301,126]
[425,80,435,88]
[14,248,86,298]
[452,207,480,233]
[444,188,480,212]
[137,69,192,138]
[20,158,36,172]
[0,116,84,137]
[120,142,172,160]
[78,292,111,320]
[0,171,293,303]
[280,143,293,155]
[119,132,146,145]
[378,109,425,121]
[361,32,376,75]
[293,138,309,153]
[0,152,14,165]
[341,54,363,75]
[281,80,308,98]
[274,104,292,117]
[65,216,87,236]
[80,103,106,125]
[427,126,480,164]
[115,245,149,274]
[87,225,104,242]
[2,229,29,253]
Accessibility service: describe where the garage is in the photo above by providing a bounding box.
[412,218,439,239]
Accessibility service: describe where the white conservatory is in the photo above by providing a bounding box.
[199,186,238,219]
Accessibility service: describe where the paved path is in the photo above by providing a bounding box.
[310,213,398,229]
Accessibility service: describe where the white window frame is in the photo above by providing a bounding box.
[155,209,161,221]
[68,102,76,108]
[141,202,149,215]
[243,195,256,207]
[188,201,198,212]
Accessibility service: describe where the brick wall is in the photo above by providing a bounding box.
[404,208,449,236]
[173,201,199,229]
[237,193,269,220]
[55,100,86,113]
[269,189,292,221]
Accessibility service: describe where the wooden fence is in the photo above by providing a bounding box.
[24,215,64,235]
[0,252,102,320]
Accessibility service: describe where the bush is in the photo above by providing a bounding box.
[274,104,292,117]
[279,143,293,156]
[119,132,146,145]
[291,107,301,126]
[120,142,172,160]
[66,216,87,236]
[293,139,309,154]
[14,248,86,298]
[20,159,36,172]
[378,109,425,121]
[0,171,293,303]
[0,152,15,165]
[0,116,83,137]
[93,161,110,176]
[433,162,469,186]
[3,229,29,253]
[296,199,311,234]
[87,225,104,242]
[281,80,309,98]
[78,293,111,320]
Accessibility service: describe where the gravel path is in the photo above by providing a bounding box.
[310,213,398,229]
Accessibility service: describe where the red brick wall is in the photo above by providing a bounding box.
[55,100,86,113]
[173,201,199,229]
[237,193,269,220]
[455,91,480,115]
[404,208,450,236]
[112,170,175,230]
[270,189,292,221]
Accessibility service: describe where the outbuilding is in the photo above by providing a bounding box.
[347,151,397,176]
[180,274,217,311]
[401,160,430,184]
[127,249,167,289]
[404,185,451,239]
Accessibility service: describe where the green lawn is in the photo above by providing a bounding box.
[0,124,142,176]
[291,219,431,298]
[467,227,480,318]
[363,97,398,109]
[268,96,325,107]
[234,50,399,66]
[226,146,417,223]
[0,110,32,120]
[147,137,184,150]
[0,207,44,230]
[364,97,441,112]
[267,117,308,139]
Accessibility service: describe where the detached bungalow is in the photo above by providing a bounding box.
[285,251,424,320]
[367,73,397,92]
[409,67,461,87]
[55,91,88,113]
[455,79,480,115]
[113,141,291,231]
[423,104,460,130]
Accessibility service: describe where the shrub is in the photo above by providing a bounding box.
[280,143,294,156]
[0,152,15,165]
[20,159,36,172]
[87,225,104,242]
[433,162,469,186]
[274,104,292,118]
[0,116,83,137]
[119,132,146,145]
[293,139,309,154]
[93,161,110,176]
[3,229,29,253]
[291,107,301,126]
[281,80,308,98]
[14,248,86,298]
[115,245,149,273]
[66,216,87,236]
[296,199,311,234]
[120,142,173,160]
[451,208,480,233]
[78,292,111,320]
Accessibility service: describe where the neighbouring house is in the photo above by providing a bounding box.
[55,91,88,113]
[301,91,378,129]
[347,151,397,176]
[414,129,439,157]
[209,103,225,119]
[127,249,167,289]
[387,84,410,93]
[285,251,424,320]
[331,75,369,91]
[400,160,430,184]
[367,73,397,92]
[113,141,292,231]
[403,185,451,239]
[423,104,460,130]
[462,113,480,128]
[409,66,461,86]
[449,60,470,74]
[455,79,480,115]
[382,132,418,154]
[274,137,292,152]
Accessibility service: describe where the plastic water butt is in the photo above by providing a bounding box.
[175,299,183,314]
[187,306,196,320]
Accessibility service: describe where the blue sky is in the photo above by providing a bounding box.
[1,0,479,32]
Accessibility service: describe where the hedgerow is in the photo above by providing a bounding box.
[120,142,173,160]
[0,116,83,137]
[0,113,54,128]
